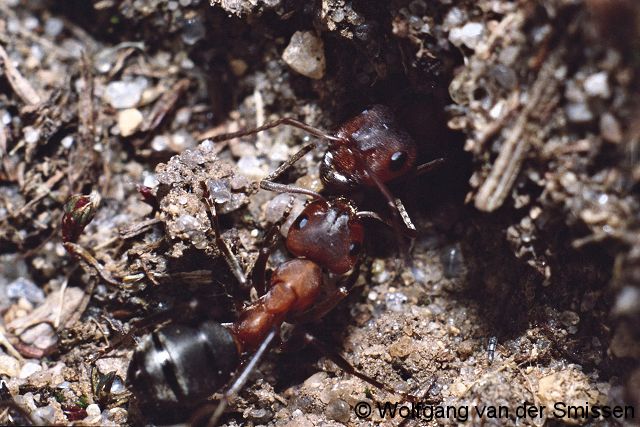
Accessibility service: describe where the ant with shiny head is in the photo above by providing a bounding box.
[208,104,444,236]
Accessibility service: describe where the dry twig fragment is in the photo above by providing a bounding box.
[0,44,42,105]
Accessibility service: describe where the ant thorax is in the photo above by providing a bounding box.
[286,198,364,275]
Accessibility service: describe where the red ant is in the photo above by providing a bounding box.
[126,186,420,425]
[208,104,444,235]
[125,105,444,424]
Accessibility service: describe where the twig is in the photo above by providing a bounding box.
[54,275,70,328]
[474,52,561,212]
[0,326,25,363]
[0,44,41,105]
[141,79,190,132]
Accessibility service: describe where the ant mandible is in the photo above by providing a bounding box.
[208,104,444,233]
[126,188,404,425]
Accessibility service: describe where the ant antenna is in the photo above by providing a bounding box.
[356,210,416,239]
[416,157,446,176]
[394,198,417,234]
[206,327,278,427]
[207,117,341,143]
[355,210,385,222]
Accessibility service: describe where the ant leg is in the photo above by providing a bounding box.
[208,118,340,143]
[251,195,296,296]
[302,333,433,404]
[260,181,324,200]
[262,142,317,183]
[202,181,248,289]
[258,142,325,200]
[87,299,205,363]
[205,327,279,427]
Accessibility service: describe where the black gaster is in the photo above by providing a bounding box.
[127,321,238,423]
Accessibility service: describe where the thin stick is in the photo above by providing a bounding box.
[0,326,24,362]
[207,328,278,427]
[63,242,121,287]
[202,182,248,288]
[54,275,70,328]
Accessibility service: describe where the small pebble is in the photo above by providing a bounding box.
[104,78,147,109]
[325,398,350,423]
[457,340,475,360]
[248,408,272,423]
[23,126,40,144]
[0,355,20,377]
[44,17,64,37]
[600,113,622,143]
[207,179,232,204]
[388,336,414,358]
[385,292,408,312]
[613,286,640,316]
[151,135,169,151]
[117,108,143,137]
[282,31,326,79]
[19,362,42,379]
[565,102,593,123]
[559,310,580,327]
[229,58,248,76]
[61,135,74,148]
[181,16,205,45]
[7,277,45,305]
[449,22,484,49]
[86,404,101,418]
[583,72,610,98]
[176,214,200,232]
[32,405,57,424]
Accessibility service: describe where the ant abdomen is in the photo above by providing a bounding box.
[127,321,238,420]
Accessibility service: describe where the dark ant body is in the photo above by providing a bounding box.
[127,259,322,424]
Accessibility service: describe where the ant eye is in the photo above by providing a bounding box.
[389,151,407,172]
[348,242,362,257]
[294,214,309,230]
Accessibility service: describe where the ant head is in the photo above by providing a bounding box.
[286,198,364,275]
[320,105,418,191]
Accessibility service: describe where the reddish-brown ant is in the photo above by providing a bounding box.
[125,105,444,423]
[126,186,414,425]
[208,104,443,233]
